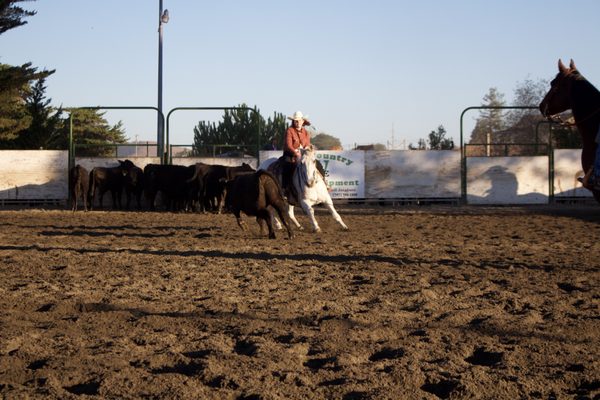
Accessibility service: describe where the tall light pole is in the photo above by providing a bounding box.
[157,1,169,161]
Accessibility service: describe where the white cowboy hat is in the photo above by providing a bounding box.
[288,111,308,121]
[288,111,310,125]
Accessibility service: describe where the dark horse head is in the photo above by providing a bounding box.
[539,59,600,173]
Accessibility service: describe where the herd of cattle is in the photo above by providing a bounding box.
[70,159,294,238]
[71,160,252,212]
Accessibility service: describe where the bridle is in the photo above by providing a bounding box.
[545,107,600,128]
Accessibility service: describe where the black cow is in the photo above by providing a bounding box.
[224,170,294,239]
[88,159,137,210]
[203,163,255,213]
[125,165,144,210]
[143,164,196,211]
[185,162,213,212]
[69,164,89,211]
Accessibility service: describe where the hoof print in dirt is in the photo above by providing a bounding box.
[151,361,204,376]
[465,347,503,367]
[236,394,262,400]
[318,377,347,387]
[234,339,259,356]
[409,329,428,337]
[557,282,586,293]
[64,380,101,396]
[27,359,48,370]
[565,363,585,372]
[206,375,239,390]
[342,391,369,400]
[303,356,338,371]
[36,303,55,312]
[182,350,212,359]
[369,347,404,362]
[421,379,462,399]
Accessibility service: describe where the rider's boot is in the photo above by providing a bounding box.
[581,167,595,190]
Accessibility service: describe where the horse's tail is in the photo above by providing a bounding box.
[88,169,97,208]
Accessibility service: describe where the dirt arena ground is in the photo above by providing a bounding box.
[0,204,598,399]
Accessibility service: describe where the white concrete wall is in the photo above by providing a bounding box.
[75,157,160,171]
[171,157,258,169]
[466,156,549,204]
[0,150,68,200]
[0,150,591,204]
[365,150,461,198]
[553,149,592,198]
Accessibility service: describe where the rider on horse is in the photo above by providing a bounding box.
[281,111,328,199]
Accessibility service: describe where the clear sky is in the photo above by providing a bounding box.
[1,0,599,149]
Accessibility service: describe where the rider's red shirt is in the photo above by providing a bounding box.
[284,126,311,162]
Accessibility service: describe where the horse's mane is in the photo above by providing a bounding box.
[569,70,600,123]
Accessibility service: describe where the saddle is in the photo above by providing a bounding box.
[268,156,299,205]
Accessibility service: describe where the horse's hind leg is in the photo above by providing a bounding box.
[268,206,283,230]
[287,205,303,230]
[324,200,349,230]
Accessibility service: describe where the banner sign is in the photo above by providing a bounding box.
[316,151,365,199]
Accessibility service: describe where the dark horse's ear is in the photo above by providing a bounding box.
[558,59,569,74]
[569,59,576,70]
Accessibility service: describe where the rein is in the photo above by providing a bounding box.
[548,106,600,127]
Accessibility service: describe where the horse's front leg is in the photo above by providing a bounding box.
[299,200,321,233]
[323,200,349,230]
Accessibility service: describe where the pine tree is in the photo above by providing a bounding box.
[0,63,53,145]
[469,87,506,145]
[0,0,36,34]
[191,104,285,156]
[55,109,128,156]
[0,3,55,147]
[428,125,454,150]
[15,78,62,149]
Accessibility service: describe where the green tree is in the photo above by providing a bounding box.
[262,112,287,148]
[469,87,506,144]
[506,77,547,127]
[0,0,36,34]
[14,78,62,149]
[312,132,342,150]
[409,138,427,150]
[428,125,454,150]
[55,109,128,156]
[409,125,453,150]
[0,63,53,144]
[0,1,56,147]
[192,104,283,156]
